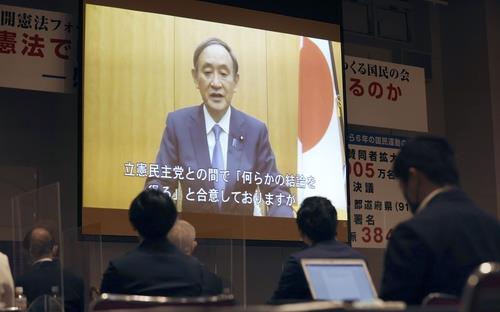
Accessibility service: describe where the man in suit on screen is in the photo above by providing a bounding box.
[146,38,293,217]
[380,135,500,304]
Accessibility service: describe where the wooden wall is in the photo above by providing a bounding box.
[83,5,300,210]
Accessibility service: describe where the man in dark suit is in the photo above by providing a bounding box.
[380,136,500,304]
[270,197,364,302]
[146,38,293,217]
[100,189,205,296]
[16,226,84,312]
[168,220,223,296]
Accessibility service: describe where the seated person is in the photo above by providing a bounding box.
[270,196,364,302]
[380,136,500,304]
[100,189,206,296]
[0,251,14,308]
[167,220,198,256]
[16,226,84,312]
[168,220,223,295]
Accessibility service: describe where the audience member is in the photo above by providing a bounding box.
[100,189,206,296]
[16,226,84,312]
[270,196,364,302]
[168,220,197,256]
[0,251,14,308]
[168,220,223,295]
[380,135,500,304]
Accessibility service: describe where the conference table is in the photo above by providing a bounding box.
[91,301,460,312]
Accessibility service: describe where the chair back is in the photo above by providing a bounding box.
[461,262,500,312]
[91,293,235,311]
[422,293,460,306]
[26,295,63,312]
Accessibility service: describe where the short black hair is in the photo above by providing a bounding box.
[393,135,459,186]
[129,189,178,240]
[296,196,337,243]
[193,37,239,75]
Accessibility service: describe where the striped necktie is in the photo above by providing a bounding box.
[212,125,224,208]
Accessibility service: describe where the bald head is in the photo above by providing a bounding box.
[29,227,55,261]
[167,220,197,255]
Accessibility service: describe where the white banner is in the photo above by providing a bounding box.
[345,56,427,132]
[348,131,412,248]
[0,5,76,93]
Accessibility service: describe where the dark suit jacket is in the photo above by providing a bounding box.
[146,105,293,217]
[200,268,223,296]
[16,260,84,312]
[270,240,365,302]
[100,239,205,297]
[380,189,500,304]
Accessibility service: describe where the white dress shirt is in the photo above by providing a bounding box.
[204,105,231,170]
[32,257,53,265]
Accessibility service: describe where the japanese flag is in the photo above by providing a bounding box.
[297,37,347,213]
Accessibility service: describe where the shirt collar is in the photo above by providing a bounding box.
[416,185,455,214]
[203,105,231,135]
[33,257,53,265]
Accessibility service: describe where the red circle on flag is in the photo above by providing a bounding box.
[299,38,334,153]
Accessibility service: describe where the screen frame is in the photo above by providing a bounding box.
[301,258,378,301]
[79,0,347,242]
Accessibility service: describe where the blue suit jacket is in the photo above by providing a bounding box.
[146,104,293,217]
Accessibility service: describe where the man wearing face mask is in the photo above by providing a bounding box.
[380,136,500,304]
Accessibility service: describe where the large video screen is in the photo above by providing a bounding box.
[81,1,346,240]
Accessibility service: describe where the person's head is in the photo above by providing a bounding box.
[28,226,57,262]
[167,220,197,255]
[192,38,239,122]
[393,135,459,213]
[296,196,337,246]
[129,189,178,240]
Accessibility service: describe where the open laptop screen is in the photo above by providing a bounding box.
[302,259,376,301]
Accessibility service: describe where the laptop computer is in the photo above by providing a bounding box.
[301,259,377,302]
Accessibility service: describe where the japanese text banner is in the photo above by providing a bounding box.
[345,56,427,132]
[348,130,412,248]
[0,5,76,93]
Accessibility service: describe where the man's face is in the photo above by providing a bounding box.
[192,44,239,121]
